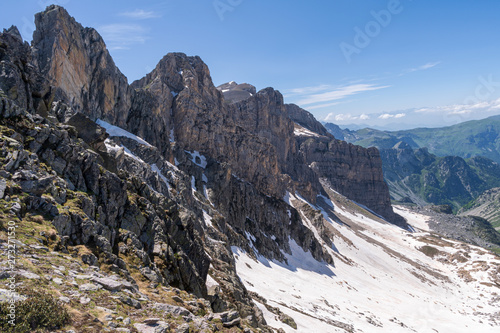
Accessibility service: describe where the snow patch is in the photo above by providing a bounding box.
[294,126,320,137]
[123,146,144,163]
[191,176,196,193]
[203,210,213,228]
[97,119,152,147]
[151,164,169,188]
[169,128,175,142]
[185,150,207,168]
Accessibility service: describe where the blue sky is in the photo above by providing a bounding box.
[3,0,500,130]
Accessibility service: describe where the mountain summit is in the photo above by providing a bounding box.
[0,5,499,333]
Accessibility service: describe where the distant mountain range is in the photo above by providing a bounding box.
[326,114,500,163]
[325,116,500,212]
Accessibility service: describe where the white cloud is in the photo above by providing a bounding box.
[295,84,389,106]
[378,113,406,119]
[414,99,500,116]
[324,113,370,122]
[98,24,148,50]
[401,62,441,76]
[414,61,440,71]
[119,9,160,19]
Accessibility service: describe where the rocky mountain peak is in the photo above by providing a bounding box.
[3,25,22,41]
[32,4,131,127]
[3,6,500,332]
[217,81,257,103]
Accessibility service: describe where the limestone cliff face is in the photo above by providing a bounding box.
[229,87,296,170]
[0,5,414,330]
[286,103,332,137]
[299,136,406,226]
[284,103,403,223]
[132,54,285,198]
[220,83,404,225]
[0,26,35,112]
[32,5,131,126]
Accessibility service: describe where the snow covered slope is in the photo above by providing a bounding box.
[233,184,500,333]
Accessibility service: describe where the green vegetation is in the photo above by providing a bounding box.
[0,290,70,333]
[332,114,500,164]
[419,245,441,258]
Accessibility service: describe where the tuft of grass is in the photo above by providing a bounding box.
[491,248,500,257]
[0,289,70,332]
[418,245,441,258]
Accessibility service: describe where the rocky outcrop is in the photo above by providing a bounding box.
[229,87,296,170]
[298,136,406,226]
[286,103,332,137]
[217,81,256,103]
[132,53,286,198]
[0,5,418,330]
[459,187,500,230]
[32,5,131,126]
[0,26,35,112]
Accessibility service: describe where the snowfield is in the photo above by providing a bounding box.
[97,119,152,147]
[233,187,500,333]
[293,124,322,137]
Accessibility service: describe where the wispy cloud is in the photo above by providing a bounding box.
[415,99,500,114]
[291,83,389,106]
[401,61,441,75]
[99,24,148,50]
[118,9,161,19]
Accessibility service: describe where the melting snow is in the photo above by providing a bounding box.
[151,164,169,188]
[203,210,213,228]
[191,176,196,193]
[394,205,431,231]
[234,189,500,333]
[206,274,219,289]
[122,146,144,163]
[169,128,175,142]
[293,126,321,137]
[96,119,152,147]
[185,150,207,168]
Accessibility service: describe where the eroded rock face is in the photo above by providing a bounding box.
[217,81,256,103]
[286,103,332,137]
[0,6,408,331]
[0,26,34,111]
[132,53,285,198]
[32,5,131,126]
[221,83,404,225]
[229,87,296,169]
[299,136,406,227]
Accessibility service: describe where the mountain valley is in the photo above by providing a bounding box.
[0,5,499,333]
